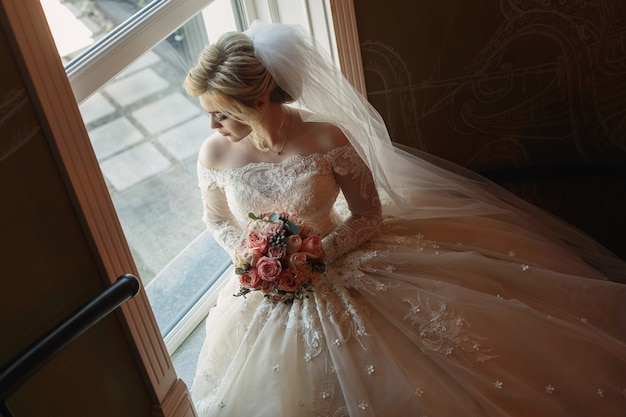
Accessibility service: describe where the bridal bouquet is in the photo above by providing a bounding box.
[234,212,326,304]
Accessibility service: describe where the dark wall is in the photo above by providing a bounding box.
[0,12,153,417]
[354,0,626,259]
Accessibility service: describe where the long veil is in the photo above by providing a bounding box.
[244,21,625,281]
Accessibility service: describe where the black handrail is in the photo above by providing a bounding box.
[0,274,141,416]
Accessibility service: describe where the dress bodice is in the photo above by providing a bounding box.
[198,147,344,236]
[197,144,382,262]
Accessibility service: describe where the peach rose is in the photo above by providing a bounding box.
[287,252,309,273]
[246,229,269,254]
[285,234,302,254]
[300,235,325,260]
[260,278,276,294]
[239,268,262,290]
[257,256,282,282]
[277,270,300,292]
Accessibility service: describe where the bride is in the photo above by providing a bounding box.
[183,21,626,416]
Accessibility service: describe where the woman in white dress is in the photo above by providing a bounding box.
[184,21,626,416]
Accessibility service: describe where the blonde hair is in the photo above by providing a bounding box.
[184,32,293,149]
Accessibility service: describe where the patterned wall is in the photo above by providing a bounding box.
[355,0,626,258]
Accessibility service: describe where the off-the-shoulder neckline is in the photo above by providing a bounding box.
[197,143,352,173]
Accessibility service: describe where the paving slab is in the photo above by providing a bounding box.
[89,116,145,159]
[132,93,203,135]
[105,67,170,107]
[79,91,116,125]
[100,142,171,191]
[157,114,213,161]
[117,50,161,78]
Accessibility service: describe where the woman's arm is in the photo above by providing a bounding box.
[322,144,383,262]
[198,183,243,257]
[196,135,245,257]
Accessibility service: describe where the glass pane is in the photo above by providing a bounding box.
[41,0,240,337]
[41,0,157,65]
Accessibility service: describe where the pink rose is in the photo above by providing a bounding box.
[257,256,282,281]
[267,245,287,259]
[300,235,325,260]
[246,230,269,254]
[285,234,302,254]
[239,268,262,290]
[277,270,300,292]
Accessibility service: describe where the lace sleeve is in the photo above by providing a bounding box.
[197,161,243,257]
[322,146,383,262]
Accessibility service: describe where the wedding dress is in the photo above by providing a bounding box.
[191,143,626,417]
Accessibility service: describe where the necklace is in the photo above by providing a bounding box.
[268,109,292,155]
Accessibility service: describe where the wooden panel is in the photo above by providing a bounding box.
[0,3,153,416]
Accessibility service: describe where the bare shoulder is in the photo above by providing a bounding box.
[198,133,230,169]
[299,120,349,154]
[320,122,349,149]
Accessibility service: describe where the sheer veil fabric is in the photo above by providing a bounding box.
[244,21,625,281]
[189,21,626,417]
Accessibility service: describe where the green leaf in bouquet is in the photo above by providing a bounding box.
[269,212,280,222]
[283,220,299,235]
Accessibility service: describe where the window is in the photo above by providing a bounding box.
[41,0,244,356]
[39,0,356,363]
[41,0,155,64]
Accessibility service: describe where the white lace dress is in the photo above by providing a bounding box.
[191,144,626,417]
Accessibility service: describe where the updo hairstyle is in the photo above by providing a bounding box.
[184,32,293,149]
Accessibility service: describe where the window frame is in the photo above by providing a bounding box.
[2,0,364,413]
[67,0,216,104]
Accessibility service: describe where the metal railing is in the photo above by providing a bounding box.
[0,274,141,417]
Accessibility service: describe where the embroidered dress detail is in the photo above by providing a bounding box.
[403,294,497,364]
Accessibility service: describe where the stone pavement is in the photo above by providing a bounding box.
[79,45,213,285]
